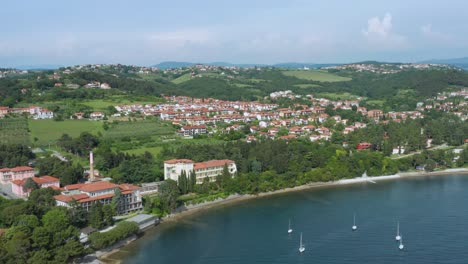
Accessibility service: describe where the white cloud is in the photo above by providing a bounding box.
[421,24,452,42]
[362,13,406,49]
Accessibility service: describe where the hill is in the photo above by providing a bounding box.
[420,57,468,70]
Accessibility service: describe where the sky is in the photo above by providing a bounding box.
[1,0,467,67]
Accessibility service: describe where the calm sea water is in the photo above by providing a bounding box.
[121,174,468,264]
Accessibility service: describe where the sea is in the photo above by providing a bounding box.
[118,174,468,264]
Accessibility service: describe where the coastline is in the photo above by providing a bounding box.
[99,167,468,263]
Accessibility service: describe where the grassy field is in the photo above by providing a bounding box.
[316,92,361,100]
[282,70,352,82]
[232,83,253,88]
[29,120,103,145]
[172,73,192,84]
[103,120,175,140]
[0,119,30,145]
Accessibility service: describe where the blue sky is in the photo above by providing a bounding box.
[1,0,467,67]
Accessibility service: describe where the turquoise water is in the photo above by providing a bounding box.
[123,174,468,263]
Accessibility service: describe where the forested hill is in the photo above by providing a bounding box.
[1,63,468,106]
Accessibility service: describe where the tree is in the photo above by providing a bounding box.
[188,170,196,193]
[178,170,188,194]
[102,204,114,227]
[158,180,180,212]
[22,178,39,193]
[88,202,104,229]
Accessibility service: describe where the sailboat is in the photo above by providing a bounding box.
[395,221,401,241]
[288,219,293,234]
[299,232,305,253]
[352,213,357,231]
[398,235,404,250]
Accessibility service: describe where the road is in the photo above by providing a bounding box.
[392,143,448,159]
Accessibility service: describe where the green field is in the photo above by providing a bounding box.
[282,70,352,82]
[29,120,103,145]
[232,83,253,88]
[103,120,175,140]
[0,119,30,145]
[172,73,192,84]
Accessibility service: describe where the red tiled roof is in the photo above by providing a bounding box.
[119,183,141,191]
[194,160,234,170]
[64,183,85,191]
[78,193,114,203]
[78,181,119,193]
[164,159,194,164]
[9,166,34,172]
[54,193,89,203]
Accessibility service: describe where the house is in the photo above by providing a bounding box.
[164,159,237,184]
[90,112,105,120]
[367,109,383,120]
[11,175,60,198]
[54,180,142,214]
[356,142,372,150]
[0,166,35,185]
[100,83,111,89]
[179,125,207,137]
[34,108,54,119]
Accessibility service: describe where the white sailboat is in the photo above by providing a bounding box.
[288,219,293,234]
[299,232,305,253]
[395,221,401,241]
[352,213,357,231]
[398,235,404,250]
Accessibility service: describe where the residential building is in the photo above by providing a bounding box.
[179,125,207,137]
[54,180,143,214]
[164,159,237,184]
[0,166,35,185]
[11,176,60,198]
[34,108,54,119]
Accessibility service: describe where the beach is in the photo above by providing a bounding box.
[100,167,468,263]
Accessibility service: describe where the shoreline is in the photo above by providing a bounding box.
[99,167,468,263]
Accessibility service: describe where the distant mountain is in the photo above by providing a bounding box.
[15,64,63,70]
[153,61,342,69]
[272,62,340,69]
[420,57,468,69]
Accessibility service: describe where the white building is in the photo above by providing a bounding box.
[164,159,237,184]
[34,108,54,119]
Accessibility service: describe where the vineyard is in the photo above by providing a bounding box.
[0,118,30,145]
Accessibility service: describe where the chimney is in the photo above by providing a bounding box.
[89,151,95,182]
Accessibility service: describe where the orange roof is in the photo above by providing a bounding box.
[78,181,119,193]
[65,183,85,190]
[54,193,89,203]
[119,183,141,191]
[10,166,34,172]
[78,193,114,203]
[164,159,194,164]
[194,160,234,170]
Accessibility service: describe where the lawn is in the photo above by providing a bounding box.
[172,73,192,84]
[0,119,30,145]
[282,70,352,82]
[29,119,104,145]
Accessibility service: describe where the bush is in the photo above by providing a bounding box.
[88,221,139,250]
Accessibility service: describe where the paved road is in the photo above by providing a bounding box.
[392,143,448,159]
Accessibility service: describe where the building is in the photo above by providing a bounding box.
[34,108,54,119]
[179,125,207,137]
[11,175,60,198]
[0,166,35,185]
[164,159,237,184]
[356,142,373,150]
[54,180,143,214]
[125,214,159,230]
[90,112,105,120]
